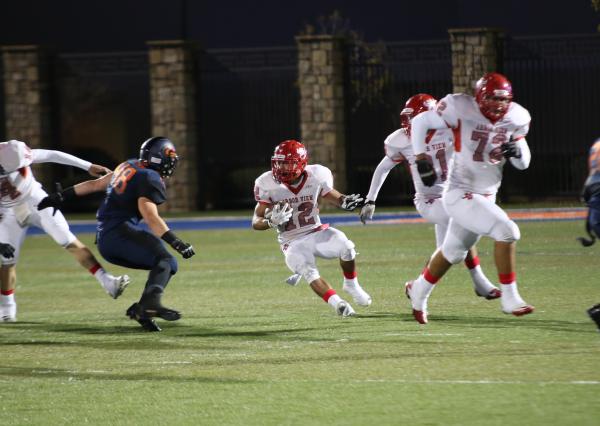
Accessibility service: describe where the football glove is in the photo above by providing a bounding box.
[161,231,195,259]
[0,242,15,259]
[340,194,364,211]
[501,140,522,159]
[37,183,76,216]
[416,158,437,187]
[265,202,293,228]
[360,200,376,224]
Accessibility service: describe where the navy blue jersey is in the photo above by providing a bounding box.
[97,159,167,234]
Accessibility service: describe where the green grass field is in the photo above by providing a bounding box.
[1,219,599,425]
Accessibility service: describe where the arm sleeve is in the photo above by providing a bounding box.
[411,110,448,155]
[509,138,531,170]
[31,149,91,171]
[366,156,398,201]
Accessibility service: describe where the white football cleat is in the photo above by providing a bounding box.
[0,303,17,322]
[285,273,302,286]
[336,300,356,317]
[343,282,372,307]
[104,275,130,299]
[405,281,428,324]
[501,292,534,316]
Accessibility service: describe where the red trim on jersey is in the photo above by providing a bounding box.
[464,256,480,270]
[452,120,462,152]
[18,167,28,177]
[322,288,337,302]
[343,270,357,279]
[425,129,435,145]
[1,289,14,296]
[284,171,308,195]
[423,267,440,284]
[309,223,330,234]
[499,272,516,284]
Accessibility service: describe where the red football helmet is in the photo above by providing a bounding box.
[400,93,437,133]
[474,72,513,122]
[271,140,308,184]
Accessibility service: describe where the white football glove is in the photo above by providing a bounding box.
[359,200,375,224]
[265,202,293,228]
[340,193,364,211]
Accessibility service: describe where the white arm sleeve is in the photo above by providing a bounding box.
[366,156,397,201]
[411,110,448,155]
[31,149,92,171]
[509,138,531,170]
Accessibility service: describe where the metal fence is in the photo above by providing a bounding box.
[195,46,300,209]
[345,40,453,204]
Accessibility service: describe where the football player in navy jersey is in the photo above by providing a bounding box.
[38,137,195,331]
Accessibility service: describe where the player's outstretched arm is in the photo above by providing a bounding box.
[32,149,109,176]
[322,189,364,211]
[138,197,195,259]
[37,173,113,215]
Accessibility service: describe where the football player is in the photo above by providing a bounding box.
[577,138,600,247]
[0,140,129,322]
[404,72,534,324]
[38,137,195,332]
[252,140,371,317]
[360,93,500,300]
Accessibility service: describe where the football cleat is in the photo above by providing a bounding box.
[404,280,413,300]
[336,300,356,317]
[105,275,130,299]
[343,282,372,307]
[501,295,535,317]
[587,304,600,332]
[475,287,502,300]
[412,309,428,324]
[0,303,16,322]
[126,303,161,332]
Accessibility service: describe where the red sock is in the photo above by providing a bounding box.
[422,267,440,285]
[343,270,357,279]
[499,272,516,284]
[464,256,480,270]
[1,289,14,296]
[89,263,102,275]
[322,289,337,302]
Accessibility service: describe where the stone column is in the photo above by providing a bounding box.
[147,40,199,212]
[2,45,53,185]
[296,35,347,192]
[448,28,504,94]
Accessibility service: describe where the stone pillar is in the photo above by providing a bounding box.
[296,35,347,192]
[147,40,199,212]
[448,28,504,94]
[1,45,53,185]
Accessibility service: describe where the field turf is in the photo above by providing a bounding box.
[1,219,599,425]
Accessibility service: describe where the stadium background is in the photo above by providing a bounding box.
[1,0,599,211]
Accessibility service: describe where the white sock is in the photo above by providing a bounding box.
[412,275,435,311]
[1,294,15,305]
[343,277,358,287]
[327,294,342,309]
[93,268,110,287]
[469,265,496,292]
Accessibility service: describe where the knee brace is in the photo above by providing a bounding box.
[340,239,356,262]
[163,255,178,275]
[490,220,520,243]
[441,233,469,265]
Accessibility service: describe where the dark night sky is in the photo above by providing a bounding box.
[0,0,598,51]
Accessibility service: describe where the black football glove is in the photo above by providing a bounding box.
[37,183,76,216]
[501,140,522,159]
[416,158,437,187]
[161,230,195,259]
[0,243,15,259]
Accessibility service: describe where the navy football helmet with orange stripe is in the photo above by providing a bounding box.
[139,137,179,178]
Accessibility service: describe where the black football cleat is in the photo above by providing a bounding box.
[126,303,162,332]
[138,292,182,322]
[588,304,600,333]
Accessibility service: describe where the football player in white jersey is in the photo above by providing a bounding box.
[252,140,371,317]
[0,140,130,322]
[404,73,534,324]
[360,94,500,300]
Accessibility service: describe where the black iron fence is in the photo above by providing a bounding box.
[195,46,300,209]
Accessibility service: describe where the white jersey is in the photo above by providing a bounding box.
[383,127,454,200]
[0,139,92,208]
[254,164,333,245]
[0,140,38,207]
[436,94,531,194]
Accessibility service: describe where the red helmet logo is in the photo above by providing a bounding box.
[400,93,437,134]
[271,140,308,184]
[475,72,513,122]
